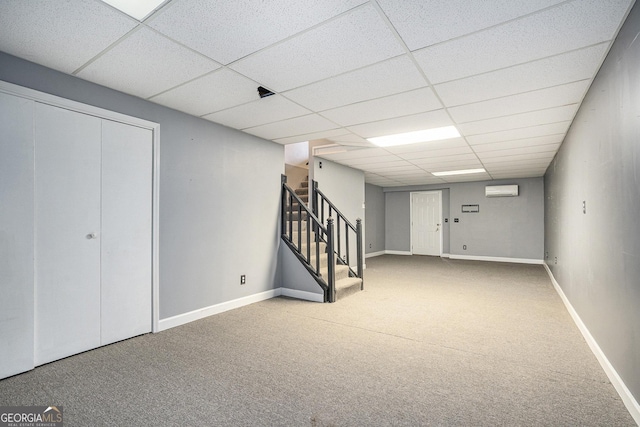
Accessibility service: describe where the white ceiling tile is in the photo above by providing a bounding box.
[320,88,442,126]
[274,129,347,145]
[458,105,578,136]
[467,122,571,145]
[244,114,338,140]
[77,27,220,99]
[397,146,475,161]
[326,134,372,146]
[476,143,561,158]
[148,0,367,64]
[379,170,431,177]
[434,44,609,106]
[374,166,428,174]
[341,155,404,165]
[383,138,469,154]
[203,95,311,129]
[481,152,556,164]
[412,157,483,169]
[415,0,631,83]
[229,5,405,92]
[347,110,453,139]
[377,0,563,50]
[490,171,545,179]
[441,173,492,183]
[150,68,260,116]
[448,81,590,123]
[0,0,137,73]
[471,135,564,152]
[486,159,553,168]
[283,56,427,111]
[398,179,448,186]
[349,160,411,170]
[487,165,549,174]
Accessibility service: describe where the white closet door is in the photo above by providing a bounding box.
[0,92,35,379]
[35,103,102,365]
[101,120,152,345]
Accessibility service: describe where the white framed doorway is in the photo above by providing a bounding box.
[411,191,443,256]
[0,80,160,378]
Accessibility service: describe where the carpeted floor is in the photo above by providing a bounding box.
[0,255,635,426]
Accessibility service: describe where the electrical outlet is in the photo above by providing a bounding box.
[463,245,467,250]
[240,275,246,285]
[369,243,372,249]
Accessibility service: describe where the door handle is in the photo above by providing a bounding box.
[86,233,97,239]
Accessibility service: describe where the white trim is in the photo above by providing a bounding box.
[158,289,280,332]
[385,250,412,256]
[366,251,386,258]
[448,254,544,264]
[0,80,162,335]
[543,264,640,425]
[0,81,157,129]
[280,288,324,303]
[441,253,451,258]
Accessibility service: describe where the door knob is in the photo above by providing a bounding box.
[86,233,97,239]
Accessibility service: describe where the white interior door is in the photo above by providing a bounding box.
[101,120,152,345]
[411,192,442,256]
[35,103,102,365]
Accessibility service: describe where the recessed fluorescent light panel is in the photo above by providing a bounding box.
[432,168,486,177]
[100,0,166,20]
[367,126,460,147]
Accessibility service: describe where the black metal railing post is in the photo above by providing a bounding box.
[356,218,363,288]
[326,217,336,303]
[281,175,287,237]
[312,180,318,218]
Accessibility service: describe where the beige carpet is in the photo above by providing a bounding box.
[0,255,635,426]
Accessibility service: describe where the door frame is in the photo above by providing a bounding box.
[0,80,161,333]
[410,190,443,256]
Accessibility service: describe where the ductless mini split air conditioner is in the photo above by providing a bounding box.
[485,185,519,197]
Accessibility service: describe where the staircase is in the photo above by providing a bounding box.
[281,175,363,302]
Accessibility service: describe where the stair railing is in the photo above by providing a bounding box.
[311,181,364,288]
[281,175,336,302]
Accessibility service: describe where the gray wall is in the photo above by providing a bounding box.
[544,2,640,403]
[365,184,385,254]
[0,52,283,321]
[276,243,324,298]
[385,178,544,259]
[313,157,365,265]
[385,191,411,252]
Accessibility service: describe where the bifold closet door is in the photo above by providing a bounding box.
[35,105,153,366]
[101,120,152,345]
[35,103,102,366]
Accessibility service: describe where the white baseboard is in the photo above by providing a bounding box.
[385,250,412,256]
[280,288,324,302]
[448,254,544,265]
[441,253,451,258]
[544,264,640,425]
[158,289,279,332]
[365,251,385,258]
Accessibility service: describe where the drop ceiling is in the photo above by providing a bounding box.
[0,0,634,186]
